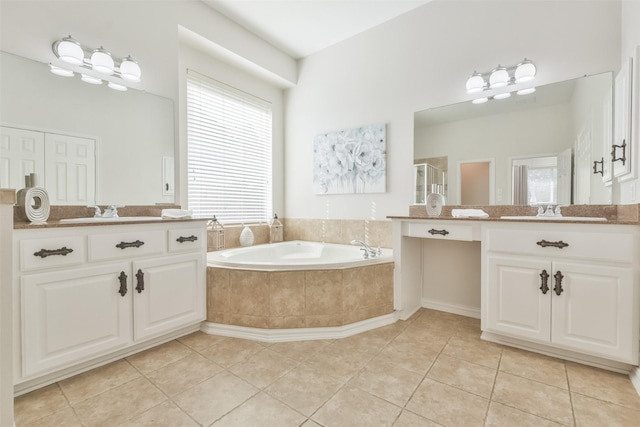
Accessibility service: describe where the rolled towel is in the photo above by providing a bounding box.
[161,209,193,219]
[451,208,489,218]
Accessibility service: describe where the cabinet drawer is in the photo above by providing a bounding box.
[405,222,473,241]
[20,236,85,272]
[88,230,166,262]
[486,228,633,263]
[168,227,206,253]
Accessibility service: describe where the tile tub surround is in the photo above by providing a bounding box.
[207,263,394,329]
[13,309,640,426]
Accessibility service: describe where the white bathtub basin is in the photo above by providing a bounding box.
[59,216,163,223]
[500,216,607,222]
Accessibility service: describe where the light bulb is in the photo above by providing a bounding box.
[489,65,509,89]
[466,72,485,94]
[493,92,511,100]
[517,87,536,95]
[472,97,489,105]
[49,64,74,77]
[108,82,127,91]
[54,36,84,65]
[91,47,114,75]
[81,74,102,85]
[515,59,536,83]
[119,56,141,82]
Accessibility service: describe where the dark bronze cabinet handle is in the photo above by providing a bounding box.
[428,229,449,236]
[593,157,604,175]
[553,271,564,296]
[612,139,627,165]
[116,240,145,250]
[176,235,198,243]
[33,247,74,258]
[118,271,127,297]
[539,269,549,294]
[536,240,569,249]
[135,269,144,294]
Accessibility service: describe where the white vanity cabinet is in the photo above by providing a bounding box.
[482,222,639,364]
[13,220,206,390]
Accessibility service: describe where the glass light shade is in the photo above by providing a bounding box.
[91,47,114,75]
[472,97,489,105]
[49,65,74,77]
[108,82,127,91]
[517,87,536,95]
[119,56,141,82]
[81,74,102,85]
[515,59,536,83]
[465,72,485,93]
[55,36,84,65]
[489,66,509,88]
[493,92,511,100]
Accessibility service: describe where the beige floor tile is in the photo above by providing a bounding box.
[73,377,166,427]
[23,407,83,427]
[376,338,439,374]
[572,392,640,427]
[492,372,573,426]
[126,340,194,374]
[119,401,198,427]
[312,384,402,427]
[566,362,640,410]
[303,345,374,382]
[58,359,140,404]
[14,383,69,426]
[441,335,502,369]
[329,328,393,353]
[212,392,306,426]
[146,353,224,396]
[393,325,453,353]
[427,354,497,398]
[393,410,443,427]
[172,371,258,426]
[302,420,323,427]
[349,358,424,407]
[406,378,489,427]
[176,331,228,352]
[485,401,564,427]
[268,339,333,362]
[500,348,568,389]
[373,320,410,341]
[198,337,265,368]
[229,347,298,388]
[265,364,346,416]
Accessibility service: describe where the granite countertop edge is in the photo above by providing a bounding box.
[14,217,206,230]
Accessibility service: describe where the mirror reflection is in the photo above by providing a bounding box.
[414,72,613,205]
[0,51,176,206]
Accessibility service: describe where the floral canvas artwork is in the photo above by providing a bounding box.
[313,123,386,194]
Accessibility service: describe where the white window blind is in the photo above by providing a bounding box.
[187,70,272,224]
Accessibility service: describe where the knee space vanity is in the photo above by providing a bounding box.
[391,213,640,377]
[12,219,207,394]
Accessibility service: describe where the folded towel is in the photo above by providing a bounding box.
[451,208,489,218]
[161,209,193,219]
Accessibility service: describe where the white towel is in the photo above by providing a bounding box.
[161,209,193,219]
[451,208,489,218]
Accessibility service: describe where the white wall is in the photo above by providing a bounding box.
[284,0,621,220]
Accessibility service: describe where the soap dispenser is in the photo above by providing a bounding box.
[269,213,283,243]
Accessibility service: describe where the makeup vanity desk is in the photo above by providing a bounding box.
[389,209,640,378]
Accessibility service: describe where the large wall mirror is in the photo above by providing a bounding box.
[414,72,613,206]
[0,51,175,206]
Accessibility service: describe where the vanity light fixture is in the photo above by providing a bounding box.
[466,58,536,103]
[493,92,511,100]
[489,65,509,89]
[50,35,142,90]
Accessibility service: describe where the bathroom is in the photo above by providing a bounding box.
[2,0,640,425]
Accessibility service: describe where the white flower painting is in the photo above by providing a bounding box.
[313,123,386,194]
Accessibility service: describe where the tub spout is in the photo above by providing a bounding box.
[350,239,379,258]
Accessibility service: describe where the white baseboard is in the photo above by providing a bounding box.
[421,298,480,319]
[200,312,398,343]
[630,367,640,397]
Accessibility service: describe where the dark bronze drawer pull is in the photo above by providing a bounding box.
[118,271,127,297]
[592,157,604,175]
[539,269,549,294]
[536,240,569,249]
[428,229,449,236]
[553,271,564,296]
[116,240,145,250]
[611,139,627,165]
[135,269,144,294]
[176,235,198,243]
[33,247,74,258]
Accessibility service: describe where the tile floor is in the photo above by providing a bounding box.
[13,309,640,426]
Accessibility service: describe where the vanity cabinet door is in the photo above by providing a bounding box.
[21,262,132,378]
[132,253,205,341]
[486,255,551,343]
[550,261,636,363]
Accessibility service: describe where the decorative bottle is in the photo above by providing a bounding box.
[207,215,225,251]
[239,224,254,247]
[269,213,283,243]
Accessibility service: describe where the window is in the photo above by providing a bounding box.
[512,156,558,205]
[186,70,272,223]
